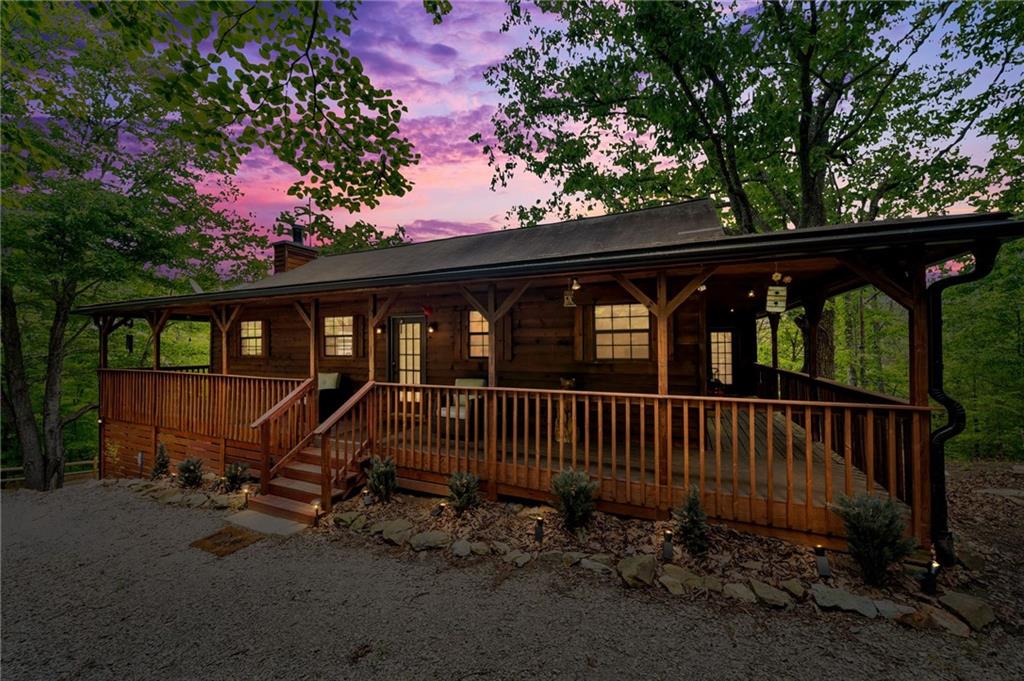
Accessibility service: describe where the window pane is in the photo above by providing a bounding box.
[594,304,649,361]
[711,331,733,385]
[323,315,354,356]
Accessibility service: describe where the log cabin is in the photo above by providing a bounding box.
[76,200,1023,556]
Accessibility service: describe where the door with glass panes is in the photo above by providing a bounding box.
[388,316,425,386]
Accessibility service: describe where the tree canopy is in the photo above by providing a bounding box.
[479,0,1023,231]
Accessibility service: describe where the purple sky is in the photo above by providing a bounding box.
[235,0,549,242]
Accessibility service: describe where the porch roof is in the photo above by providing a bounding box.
[74,203,1022,317]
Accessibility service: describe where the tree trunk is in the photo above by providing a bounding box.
[817,307,836,380]
[1,281,45,489]
[843,296,858,385]
[41,284,74,489]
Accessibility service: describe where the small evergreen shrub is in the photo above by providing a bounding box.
[447,471,480,514]
[550,468,597,530]
[833,494,916,585]
[177,458,204,489]
[367,456,397,502]
[150,443,170,480]
[220,462,249,493]
[673,486,710,555]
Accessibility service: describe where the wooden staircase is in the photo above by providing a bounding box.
[249,438,368,525]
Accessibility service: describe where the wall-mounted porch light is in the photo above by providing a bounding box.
[697,284,707,292]
[374,324,384,335]
[570,277,581,291]
[747,289,756,298]
[427,322,438,334]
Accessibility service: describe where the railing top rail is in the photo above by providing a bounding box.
[754,363,911,406]
[99,368,305,382]
[374,381,934,413]
[250,377,316,428]
[315,381,376,434]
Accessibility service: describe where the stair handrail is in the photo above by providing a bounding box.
[250,377,316,494]
[314,380,376,435]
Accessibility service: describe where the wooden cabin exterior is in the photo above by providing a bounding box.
[78,201,1023,551]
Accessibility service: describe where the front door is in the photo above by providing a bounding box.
[389,315,425,385]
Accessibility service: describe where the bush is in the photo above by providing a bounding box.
[833,494,916,585]
[550,468,597,530]
[672,486,710,555]
[177,458,204,489]
[220,462,249,493]
[447,471,480,514]
[150,443,170,480]
[367,456,397,502]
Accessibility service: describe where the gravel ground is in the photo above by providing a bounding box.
[3,482,1023,681]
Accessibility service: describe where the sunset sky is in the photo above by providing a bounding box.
[235,0,549,243]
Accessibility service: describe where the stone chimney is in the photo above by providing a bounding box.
[272,226,318,274]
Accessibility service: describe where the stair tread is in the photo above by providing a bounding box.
[282,461,320,474]
[270,475,346,496]
[250,494,317,517]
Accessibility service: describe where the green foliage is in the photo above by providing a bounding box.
[480,1,1021,231]
[150,444,170,480]
[550,469,597,530]
[220,463,250,493]
[446,471,481,514]
[672,487,710,555]
[367,456,397,502]
[833,494,916,586]
[176,458,204,489]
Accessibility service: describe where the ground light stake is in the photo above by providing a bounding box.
[814,545,831,578]
[533,515,544,544]
[662,530,674,561]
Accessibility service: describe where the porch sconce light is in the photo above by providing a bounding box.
[570,277,582,291]
[312,501,321,526]
[661,530,674,561]
[697,284,707,292]
[374,325,384,335]
[729,307,735,313]
[97,418,103,425]
[427,322,438,334]
[747,289,756,298]
[922,560,940,595]
[814,545,831,578]
[242,485,250,508]
[362,488,372,506]
[533,515,544,544]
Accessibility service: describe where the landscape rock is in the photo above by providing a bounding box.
[956,547,986,573]
[724,583,757,603]
[349,514,367,531]
[451,539,472,557]
[899,605,971,637]
[162,492,185,505]
[874,599,915,620]
[492,541,511,555]
[740,560,763,572]
[561,551,585,567]
[579,558,616,575]
[702,576,724,593]
[780,579,805,599]
[810,584,877,619]
[470,542,490,556]
[334,511,361,527]
[662,564,698,584]
[617,555,656,588]
[208,494,232,510]
[659,575,685,596]
[409,530,450,551]
[976,487,1024,500]
[503,550,532,568]
[537,551,563,565]
[750,580,792,609]
[373,519,413,545]
[587,553,614,567]
[940,592,995,631]
[183,493,207,508]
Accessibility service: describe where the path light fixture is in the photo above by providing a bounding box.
[432,501,448,517]
[362,488,372,506]
[242,485,250,508]
[662,530,674,561]
[922,560,940,595]
[533,515,544,544]
[814,545,831,578]
[312,502,321,526]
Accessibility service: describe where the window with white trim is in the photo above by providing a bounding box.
[323,315,354,356]
[468,310,489,358]
[594,304,650,360]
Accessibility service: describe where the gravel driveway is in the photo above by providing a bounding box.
[3,482,1022,681]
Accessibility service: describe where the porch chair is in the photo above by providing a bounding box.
[438,377,487,437]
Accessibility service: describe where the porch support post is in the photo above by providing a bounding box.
[295,300,318,422]
[145,310,171,371]
[211,305,241,375]
[368,293,399,382]
[908,263,931,547]
[459,282,530,388]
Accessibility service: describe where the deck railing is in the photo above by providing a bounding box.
[357,381,931,544]
[250,378,318,493]
[315,381,377,508]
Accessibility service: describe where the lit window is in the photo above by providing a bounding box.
[594,304,650,360]
[468,310,489,358]
[710,331,733,385]
[240,321,264,357]
[323,316,354,356]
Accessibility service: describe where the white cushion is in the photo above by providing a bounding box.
[317,372,339,390]
[455,377,486,388]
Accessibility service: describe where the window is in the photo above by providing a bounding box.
[240,320,264,357]
[594,304,650,360]
[468,310,489,358]
[323,315,354,356]
[710,331,733,385]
